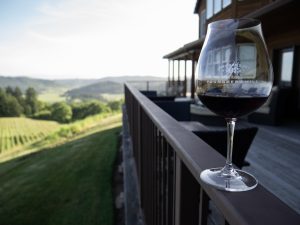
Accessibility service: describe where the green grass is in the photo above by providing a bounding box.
[0,118,121,225]
[38,88,68,103]
[0,118,60,153]
[101,93,124,101]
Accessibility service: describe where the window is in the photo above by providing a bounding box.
[222,46,231,64]
[214,0,222,14]
[213,49,222,75]
[206,0,232,19]
[223,0,232,8]
[206,0,213,19]
[237,44,257,78]
[280,49,294,84]
[206,51,214,76]
[200,10,206,38]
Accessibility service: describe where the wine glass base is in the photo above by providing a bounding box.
[200,167,258,192]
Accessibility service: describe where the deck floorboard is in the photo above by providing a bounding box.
[242,121,300,214]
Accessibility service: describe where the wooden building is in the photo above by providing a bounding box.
[164,0,300,120]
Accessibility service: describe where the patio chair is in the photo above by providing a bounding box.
[153,100,192,121]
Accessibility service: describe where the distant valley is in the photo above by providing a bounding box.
[0,75,166,102]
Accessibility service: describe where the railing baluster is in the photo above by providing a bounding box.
[174,155,181,225]
[162,136,167,225]
[157,132,162,225]
[165,142,170,225]
[150,120,155,225]
[153,126,158,225]
[175,157,200,225]
[167,145,174,225]
[199,188,209,225]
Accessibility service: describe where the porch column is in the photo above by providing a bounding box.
[191,53,196,99]
[172,60,175,85]
[184,59,187,97]
[168,60,171,87]
[177,60,180,84]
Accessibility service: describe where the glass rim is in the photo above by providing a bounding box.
[208,18,261,31]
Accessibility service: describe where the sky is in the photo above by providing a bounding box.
[0,0,198,79]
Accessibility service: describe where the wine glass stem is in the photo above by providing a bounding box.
[223,118,237,175]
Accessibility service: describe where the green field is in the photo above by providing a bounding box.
[0,118,60,153]
[38,91,66,102]
[37,87,68,103]
[101,93,124,101]
[0,115,121,225]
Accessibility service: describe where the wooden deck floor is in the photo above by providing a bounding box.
[242,121,300,214]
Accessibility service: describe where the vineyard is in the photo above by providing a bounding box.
[0,118,60,153]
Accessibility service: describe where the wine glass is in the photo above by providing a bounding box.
[197,19,273,192]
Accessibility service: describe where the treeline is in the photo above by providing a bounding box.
[0,86,123,123]
[0,86,38,117]
[35,100,122,123]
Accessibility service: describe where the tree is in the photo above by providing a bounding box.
[12,87,25,113]
[0,88,6,116]
[107,100,122,111]
[5,86,14,96]
[71,101,109,121]
[4,95,23,116]
[51,102,72,123]
[25,87,38,115]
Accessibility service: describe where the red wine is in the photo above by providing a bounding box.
[198,94,268,118]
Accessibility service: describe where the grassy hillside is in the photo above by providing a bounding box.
[38,90,67,103]
[53,79,97,89]
[0,76,59,92]
[64,81,124,100]
[0,76,96,95]
[0,118,60,153]
[98,75,165,83]
[0,117,121,225]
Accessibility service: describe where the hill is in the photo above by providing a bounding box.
[53,79,98,89]
[64,81,123,100]
[0,76,99,94]
[0,75,167,101]
[0,75,165,91]
[97,75,165,83]
[0,76,60,93]
[64,76,167,100]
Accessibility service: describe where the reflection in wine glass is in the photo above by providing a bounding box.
[197,19,273,192]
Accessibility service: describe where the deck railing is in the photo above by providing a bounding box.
[124,83,300,225]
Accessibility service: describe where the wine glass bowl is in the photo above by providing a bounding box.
[197,19,273,192]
